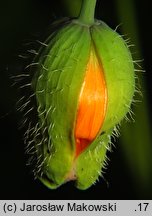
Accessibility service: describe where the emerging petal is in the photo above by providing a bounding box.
[75,48,107,157]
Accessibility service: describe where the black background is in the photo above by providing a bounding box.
[0,0,152,199]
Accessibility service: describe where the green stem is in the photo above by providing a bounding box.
[78,0,97,25]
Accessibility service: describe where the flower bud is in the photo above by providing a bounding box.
[28,3,135,190]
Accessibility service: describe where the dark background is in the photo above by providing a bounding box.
[0,0,152,199]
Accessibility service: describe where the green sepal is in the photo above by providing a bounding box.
[75,129,113,189]
[33,23,92,188]
[91,21,135,131]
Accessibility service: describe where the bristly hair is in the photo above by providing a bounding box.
[11,17,72,178]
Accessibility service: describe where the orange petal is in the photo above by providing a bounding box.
[75,49,107,157]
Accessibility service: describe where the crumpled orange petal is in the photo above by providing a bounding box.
[75,49,107,157]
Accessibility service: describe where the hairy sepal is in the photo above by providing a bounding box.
[91,21,135,132]
[33,23,91,188]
